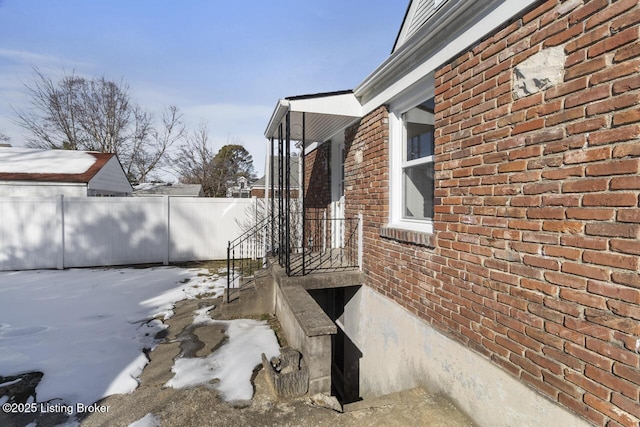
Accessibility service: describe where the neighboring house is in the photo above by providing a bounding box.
[0,147,132,197]
[132,182,204,197]
[226,176,252,198]
[250,155,301,199]
[263,1,639,426]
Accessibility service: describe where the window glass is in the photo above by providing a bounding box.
[403,162,434,219]
[401,98,435,221]
[406,122,434,161]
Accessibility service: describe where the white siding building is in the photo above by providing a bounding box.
[0,147,132,197]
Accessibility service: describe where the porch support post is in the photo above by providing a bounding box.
[301,112,306,276]
[278,123,284,268]
[270,137,274,257]
[285,110,291,276]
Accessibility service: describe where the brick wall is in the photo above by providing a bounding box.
[251,188,300,199]
[341,107,390,271]
[342,1,640,426]
[304,143,332,216]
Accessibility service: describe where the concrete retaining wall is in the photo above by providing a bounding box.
[273,275,335,395]
[342,285,591,427]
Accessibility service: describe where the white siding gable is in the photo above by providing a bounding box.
[394,0,446,52]
[88,157,132,196]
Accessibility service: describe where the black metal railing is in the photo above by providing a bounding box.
[296,215,360,275]
[271,210,361,276]
[226,207,362,302]
[226,216,269,303]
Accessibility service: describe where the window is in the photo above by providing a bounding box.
[402,99,434,220]
[389,93,435,233]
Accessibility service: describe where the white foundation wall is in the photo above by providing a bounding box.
[341,285,591,427]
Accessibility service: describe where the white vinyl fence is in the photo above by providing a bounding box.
[0,196,257,271]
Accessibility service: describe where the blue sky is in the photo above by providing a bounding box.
[0,1,406,177]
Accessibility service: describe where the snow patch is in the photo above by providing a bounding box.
[128,413,161,427]
[0,267,227,408]
[0,147,97,174]
[166,307,280,402]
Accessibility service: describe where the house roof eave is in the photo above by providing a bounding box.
[355,0,538,113]
[354,0,473,104]
[0,152,114,183]
[264,91,362,145]
[264,99,290,141]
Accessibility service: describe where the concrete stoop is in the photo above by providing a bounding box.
[223,268,275,317]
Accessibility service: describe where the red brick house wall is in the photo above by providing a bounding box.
[251,188,265,198]
[334,1,640,426]
[305,143,332,217]
[251,188,300,199]
[303,144,332,250]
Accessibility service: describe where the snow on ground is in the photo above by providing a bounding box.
[0,266,230,409]
[128,413,161,427]
[165,306,280,402]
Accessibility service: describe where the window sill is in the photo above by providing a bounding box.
[379,225,434,248]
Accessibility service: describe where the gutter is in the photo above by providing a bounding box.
[354,0,472,99]
[264,99,290,139]
[354,0,538,111]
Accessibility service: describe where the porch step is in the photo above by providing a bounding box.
[223,267,274,317]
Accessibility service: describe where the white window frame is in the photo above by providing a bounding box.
[388,76,435,234]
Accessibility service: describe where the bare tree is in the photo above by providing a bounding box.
[123,105,185,183]
[173,131,256,197]
[0,130,10,144]
[78,76,131,153]
[173,123,217,196]
[13,69,86,149]
[12,68,184,183]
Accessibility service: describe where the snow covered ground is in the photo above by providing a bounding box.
[128,413,161,427]
[0,266,233,409]
[165,306,280,402]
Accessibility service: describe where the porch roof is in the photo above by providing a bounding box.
[264,90,362,144]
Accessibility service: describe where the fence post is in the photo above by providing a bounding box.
[56,194,65,270]
[164,196,170,265]
[358,213,363,271]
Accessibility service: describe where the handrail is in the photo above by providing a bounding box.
[226,216,270,303]
[226,213,362,301]
[229,216,269,247]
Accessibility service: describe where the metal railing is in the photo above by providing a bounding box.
[226,216,269,303]
[272,209,362,276]
[226,210,362,302]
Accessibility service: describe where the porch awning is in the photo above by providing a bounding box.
[264,90,362,145]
